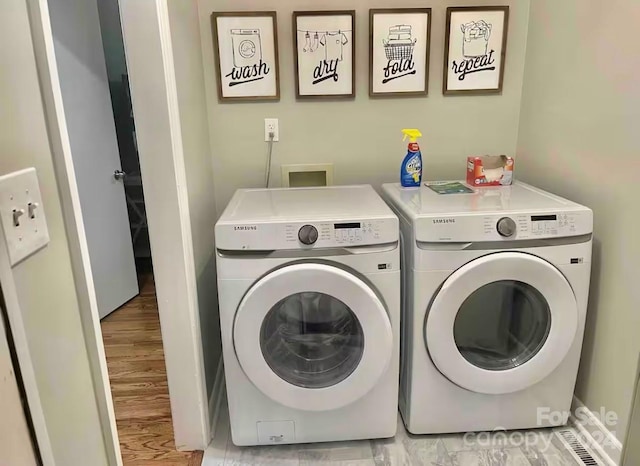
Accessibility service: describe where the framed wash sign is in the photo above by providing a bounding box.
[211,12,280,102]
[370,8,432,97]
[443,6,509,95]
[293,11,356,99]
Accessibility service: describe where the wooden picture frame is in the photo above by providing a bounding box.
[211,11,280,102]
[369,8,432,98]
[293,11,356,100]
[443,6,509,95]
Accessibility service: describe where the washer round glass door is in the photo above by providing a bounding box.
[234,263,393,411]
[425,252,578,395]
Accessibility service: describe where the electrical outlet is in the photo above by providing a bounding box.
[264,118,279,142]
[0,168,50,266]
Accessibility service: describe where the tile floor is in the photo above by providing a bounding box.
[203,397,598,466]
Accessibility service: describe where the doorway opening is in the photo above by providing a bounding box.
[78,0,202,463]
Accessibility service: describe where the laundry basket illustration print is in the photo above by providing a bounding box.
[383,25,417,61]
[460,21,492,58]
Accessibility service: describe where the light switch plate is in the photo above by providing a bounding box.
[0,168,50,266]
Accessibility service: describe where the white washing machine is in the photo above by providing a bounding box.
[215,185,400,446]
[382,181,593,434]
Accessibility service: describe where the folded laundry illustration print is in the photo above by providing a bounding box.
[460,20,492,57]
[383,24,417,61]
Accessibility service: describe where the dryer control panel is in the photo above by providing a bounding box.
[416,208,593,243]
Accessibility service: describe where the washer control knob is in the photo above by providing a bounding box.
[298,225,318,245]
[497,217,517,238]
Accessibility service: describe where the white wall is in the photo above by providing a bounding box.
[0,0,110,464]
[167,0,222,410]
[517,0,640,441]
[198,0,530,212]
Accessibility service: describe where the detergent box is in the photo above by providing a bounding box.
[466,155,514,187]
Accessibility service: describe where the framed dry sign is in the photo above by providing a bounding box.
[370,8,432,97]
[293,11,355,99]
[443,6,509,95]
[211,11,280,102]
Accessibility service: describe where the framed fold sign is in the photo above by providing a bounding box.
[293,11,356,99]
[211,11,280,102]
[443,6,509,95]
[370,8,432,97]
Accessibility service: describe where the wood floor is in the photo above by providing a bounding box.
[101,275,203,466]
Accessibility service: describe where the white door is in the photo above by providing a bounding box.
[0,307,38,466]
[234,263,393,411]
[426,252,579,395]
[48,0,138,318]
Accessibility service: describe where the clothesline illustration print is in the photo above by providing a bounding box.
[298,29,351,61]
[294,12,355,98]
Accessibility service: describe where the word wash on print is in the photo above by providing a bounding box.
[226,61,270,87]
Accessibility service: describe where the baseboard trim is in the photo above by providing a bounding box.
[571,396,622,465]
[208,356,225,442]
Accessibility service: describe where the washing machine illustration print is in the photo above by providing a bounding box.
[230,29,263,68]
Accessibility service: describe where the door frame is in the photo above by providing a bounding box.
[25,0,211,459]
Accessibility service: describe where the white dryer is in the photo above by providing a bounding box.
[382,181,593,434]
[215,185,400,446]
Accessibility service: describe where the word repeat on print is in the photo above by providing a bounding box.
[295,12,355,98]
[444,7,508,94]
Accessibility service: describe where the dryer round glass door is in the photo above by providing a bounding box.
[234,263,393,411]
[425,252,579,395]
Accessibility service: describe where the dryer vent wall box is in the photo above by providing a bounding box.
[0,168,50,266]
[281,164,334,188]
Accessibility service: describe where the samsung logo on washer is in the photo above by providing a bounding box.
[432,218,456,224]
[234,225,258,231]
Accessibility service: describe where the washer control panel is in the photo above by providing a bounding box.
[284,219,389,247]
[217,217,398,251]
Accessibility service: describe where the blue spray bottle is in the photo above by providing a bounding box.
[400,129,423,187]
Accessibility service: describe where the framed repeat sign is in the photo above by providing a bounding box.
[443,6,509,95]
[370,8,432,97]
[293,11,356,99]
[211,11,280,102]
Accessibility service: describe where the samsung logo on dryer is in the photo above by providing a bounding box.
[233,225,258,231]
[432,218,456,224]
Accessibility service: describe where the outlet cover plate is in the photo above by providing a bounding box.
[0,168,50,266]
[264,118,280,142]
